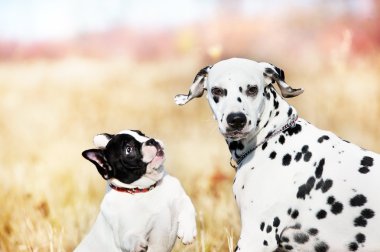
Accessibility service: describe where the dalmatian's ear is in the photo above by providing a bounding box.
[260,62,304,98]
[82,149,113,180]
[93,133,114,149]
[174,66,212,105]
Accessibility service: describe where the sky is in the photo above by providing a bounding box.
[0,0,374,42]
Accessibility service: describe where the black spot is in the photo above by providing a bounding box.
[350,194,367,207]
[295,152,302,162]
[281,236,289,242]
[241,185,244,190]
[229,141,244,151]
[316,210,327,219]
[234,245,239,252]
[274,99,279,110]
[355,233,365,243]
[269,151,277,160]
[361,156,374,166]
[327,196,335,205]
[293,232,309,244]
[317,135,330,143]
[287,107,293,117]
[314,242,329,252]
[284,124,302,136]
[263,240,268,246]
[275,111,280,117]
[266,225,272,233]
[358,167,370,174]
[321,179,333,193]
[291,209,299,219]
[213,96,219,103]
[315,158,325,179]
[256,119,261,127]
[308,228,319,236]
[331,202,343,215]
[304,152,312,162]
[282,154,292,166]
[260,222,265,231]
[239,86,242,93]
[301,145,309,153]
[287,208,292,215]
[248,120,251,125]
[348,242,358,251]
[263,120,269,128]
[315,179,324,190]
[237,97,242,103]
[284,245,293,250]
[279,135,285,144]
[273,217,280,227]
[361,208,375,219]
[354,216,367,227]
[262,142,268,150]
[296,176,315,200]
[293,223,301,229]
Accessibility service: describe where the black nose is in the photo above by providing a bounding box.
[226,112,247,130]
[146,139,159,148]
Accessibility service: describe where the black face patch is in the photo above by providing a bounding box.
[103,134,147,184]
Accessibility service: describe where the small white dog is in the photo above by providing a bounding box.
[75,130,197,252]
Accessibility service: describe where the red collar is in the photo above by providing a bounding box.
[109,181,159,194]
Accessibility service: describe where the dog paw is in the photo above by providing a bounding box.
[177,218,197,245]
[123,234,148,252]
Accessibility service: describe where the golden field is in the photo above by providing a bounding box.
[1,37,380,251]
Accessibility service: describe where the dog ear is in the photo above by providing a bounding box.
[260,62,304,98]
[93,133,114,149]
[82,149,112,180]
[174,65,212,105]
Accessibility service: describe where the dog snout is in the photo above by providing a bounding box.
[226,112,247,130]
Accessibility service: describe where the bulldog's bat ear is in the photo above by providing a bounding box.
[174,65,212,105]
[93,133,114,149]
[260,62,304,98]
[82,149,112,180]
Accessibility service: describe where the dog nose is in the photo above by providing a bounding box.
[226,112,247,130]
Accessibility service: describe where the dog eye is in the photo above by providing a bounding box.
[126,146,133,154]
[211,87,224,96]
[246,85,258,96]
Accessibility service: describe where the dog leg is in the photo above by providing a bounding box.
[177,194,197,245]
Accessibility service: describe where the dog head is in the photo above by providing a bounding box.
[82,130,165,184]
[175,58,303,140]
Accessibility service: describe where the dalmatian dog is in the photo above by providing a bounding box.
[175,58,380,251]
[75,130,197,252]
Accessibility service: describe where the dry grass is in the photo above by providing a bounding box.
[0,53,379,252]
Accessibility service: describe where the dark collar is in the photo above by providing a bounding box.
[109,181,159,194]
[230,114,298,169]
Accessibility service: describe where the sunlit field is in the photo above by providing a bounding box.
[0,51,379,252]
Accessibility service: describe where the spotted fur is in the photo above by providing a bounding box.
[175,58,380,251]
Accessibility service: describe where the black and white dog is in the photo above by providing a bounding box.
[75,130,197,252]
[175,58,380,251]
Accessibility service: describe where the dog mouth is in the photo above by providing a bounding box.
[223,130,249,140]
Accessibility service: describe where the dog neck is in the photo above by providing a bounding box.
[227,86,298,165]
[109,165,165,189]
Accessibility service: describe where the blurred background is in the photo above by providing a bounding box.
[0,0,379,251]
